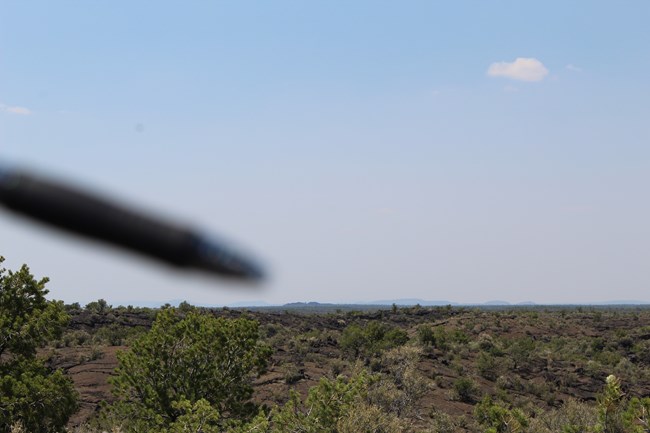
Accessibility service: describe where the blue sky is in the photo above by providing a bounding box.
[1,1,649,305]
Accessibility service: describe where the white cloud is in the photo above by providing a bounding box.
[0,103,32,115]
[566,64,582,72]
[487,57,549,82]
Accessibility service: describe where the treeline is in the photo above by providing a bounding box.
[3,257,650,432]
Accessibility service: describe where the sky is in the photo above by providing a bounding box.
[1,1,649,306]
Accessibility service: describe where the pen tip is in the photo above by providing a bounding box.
[195,237,265,281]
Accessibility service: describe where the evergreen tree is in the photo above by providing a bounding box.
[102,307,271,431]
[0,257,78,433]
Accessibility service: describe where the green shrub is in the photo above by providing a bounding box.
[85,299,111,314]
[340,321,408,360]
[417,324,436,346]
[507,337,536,369]
[527,398,597,433]
[98,308,271,431]
[474,396,528,433]
[270,373,370,432]
[477,352,498,381]
[451,377,479,403]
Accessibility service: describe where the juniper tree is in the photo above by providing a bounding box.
[0,257,78,433]
[102,307,272,431]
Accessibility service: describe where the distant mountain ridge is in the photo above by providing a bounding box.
[255,299,649,308]
[112,298,650,309]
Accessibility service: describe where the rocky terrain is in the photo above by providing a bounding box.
[46,304,650,429]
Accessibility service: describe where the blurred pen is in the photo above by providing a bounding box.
[0,164,264,280]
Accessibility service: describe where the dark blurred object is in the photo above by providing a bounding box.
[0,164,264,280]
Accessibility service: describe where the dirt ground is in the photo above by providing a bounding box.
[49,306,650,428]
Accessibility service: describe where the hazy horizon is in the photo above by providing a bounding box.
[2,1,649,306]
[52,296,650,310]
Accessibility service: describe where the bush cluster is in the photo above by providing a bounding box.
[6,255,650,433]
[340,321,408,360]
